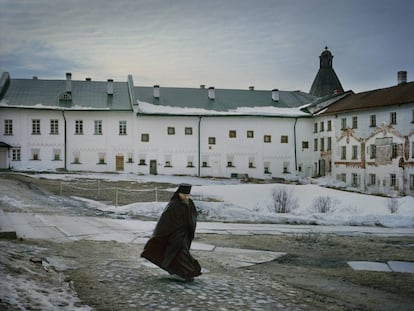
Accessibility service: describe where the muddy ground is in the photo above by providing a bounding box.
[1,172,414,310]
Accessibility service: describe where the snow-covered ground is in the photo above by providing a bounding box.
[30,172,414,228]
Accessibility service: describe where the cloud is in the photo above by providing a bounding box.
[1,0,413,91]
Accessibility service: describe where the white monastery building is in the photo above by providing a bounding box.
[1,48,413,196]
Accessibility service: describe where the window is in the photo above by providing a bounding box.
[202,156,209,167]
[247,130,254,138]
[229,130,236,138]
[337,173,346,183]
[341,146,346,160]
[127,153,133,163]
[12,149,20,161]
[264,162,271,174]
[391,143,398,159]
[281,135,288,143]
[390,112,397,125]
[376,137,392,146]
[49,119,59,135]
[320,122,324,132]
[352,145,358,160]
[94,120,102,135]
[75,120,83,135]
[369,174,376,186]
[320,138,324,151]
[313,123,318,133]
[119,121,127,135]
[351,173,359,187]
[410,174,414,190]
[139,159,146,165]
[412,142,414,158]
[53,149,61,161]
[314,138,318,151]
[185,127,193,135]
[32,119,40,135]
[390,174,396,187]
[341,118,347,130]
[141,133,149,142]
[208,137,216,145]
[5,120,13,135]
[283,162,289,173]
[31,148,40,160]
[248,157,255,168]
[370,144,376,159]
[327,120,332,131]
[264,135,271,143]
[352,116,358,129]
[370,115,376,127]
[98,153,106,164]
[327,137,332,151]
[167,127,175,135]
[226,155,235,167]
[164,155,172,167]
[186,156,194,167]
[302,141,309,149]
[73,151,80,164]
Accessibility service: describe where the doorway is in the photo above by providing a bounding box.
[116,155,124,171]
[150,160,157,175]
[318,159,326,176]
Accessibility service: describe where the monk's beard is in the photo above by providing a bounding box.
[181,197,190,205]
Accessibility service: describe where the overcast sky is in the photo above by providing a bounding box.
[0,0,413,93]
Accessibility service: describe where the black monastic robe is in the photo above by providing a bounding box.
[141,195,201,280]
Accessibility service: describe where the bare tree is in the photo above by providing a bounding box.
[272,187,298,213]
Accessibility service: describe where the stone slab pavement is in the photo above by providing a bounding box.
[347,260,414,273]
[1,210,414,271]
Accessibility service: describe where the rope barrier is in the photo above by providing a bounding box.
[58,181,175,204]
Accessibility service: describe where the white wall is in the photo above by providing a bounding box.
[65,111,136,173]
[0,109,65,171]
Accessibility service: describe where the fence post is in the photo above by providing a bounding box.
[115,188,118,208]
[155,187,158,202]
[97,180,100,200]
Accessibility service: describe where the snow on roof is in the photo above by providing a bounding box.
[137,100,311,117]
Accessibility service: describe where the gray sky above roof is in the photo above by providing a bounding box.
[0,0,413,93]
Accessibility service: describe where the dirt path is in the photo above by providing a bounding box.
[1,172,414,310]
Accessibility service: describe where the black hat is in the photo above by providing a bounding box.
[177,183,192,194]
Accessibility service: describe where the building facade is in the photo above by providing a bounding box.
[1,49,413,196]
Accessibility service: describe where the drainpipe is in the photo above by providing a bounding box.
[198,116,201,177]
[294,117,298,172]
[62,110,67,171]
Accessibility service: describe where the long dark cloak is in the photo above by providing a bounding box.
[141,193,201,279]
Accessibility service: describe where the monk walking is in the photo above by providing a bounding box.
[141,183,202,282]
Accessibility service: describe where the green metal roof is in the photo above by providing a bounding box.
[0,77,133,111]
[134,86,316,111]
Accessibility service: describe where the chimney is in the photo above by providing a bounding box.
[33,76,38,80]
[66,72,72,93]
[271,89,279,101]
[85,77,91,81]
[208,86,215,100]
[249,86,254,91]
[200,84,205,89]
[153,85,160,99]
[107,79,114,95]
[398,71,407,85]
